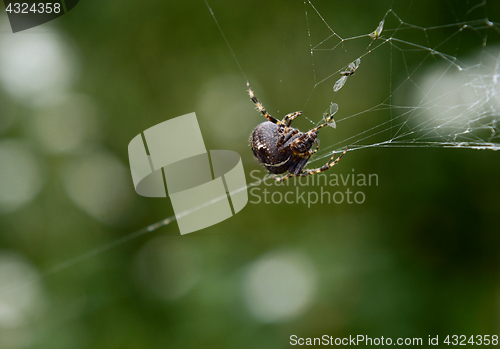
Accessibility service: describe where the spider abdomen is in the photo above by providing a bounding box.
[250,121,294,174]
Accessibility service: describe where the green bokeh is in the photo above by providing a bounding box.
[0,0,500,348]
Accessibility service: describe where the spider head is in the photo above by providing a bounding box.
[290,131,318,155]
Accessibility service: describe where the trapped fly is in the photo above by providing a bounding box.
[369,20,385,40]
[322,102,338,129]
[333,58,361,92]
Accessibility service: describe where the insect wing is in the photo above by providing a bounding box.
[327,119,337,129]
[323,102,338,127]
[376,20,385,36]
[329,102,338,116]
[327,103,338,128]
[333,76,347,92]
[369,20,384,40]
[354,58,361,69]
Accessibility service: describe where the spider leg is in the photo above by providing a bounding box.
[309,139,320,156]
[277,131,317,157]
[277,129,300,150]
[272,172,295,182]
[247,81,280,124]
[282,111,302,126]
[274,146,348,182]
[298,146,349,177]
[307,116,338,134]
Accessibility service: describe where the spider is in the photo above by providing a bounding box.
[247,82,348,182]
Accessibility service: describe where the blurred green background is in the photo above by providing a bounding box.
[0,0,499,348]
